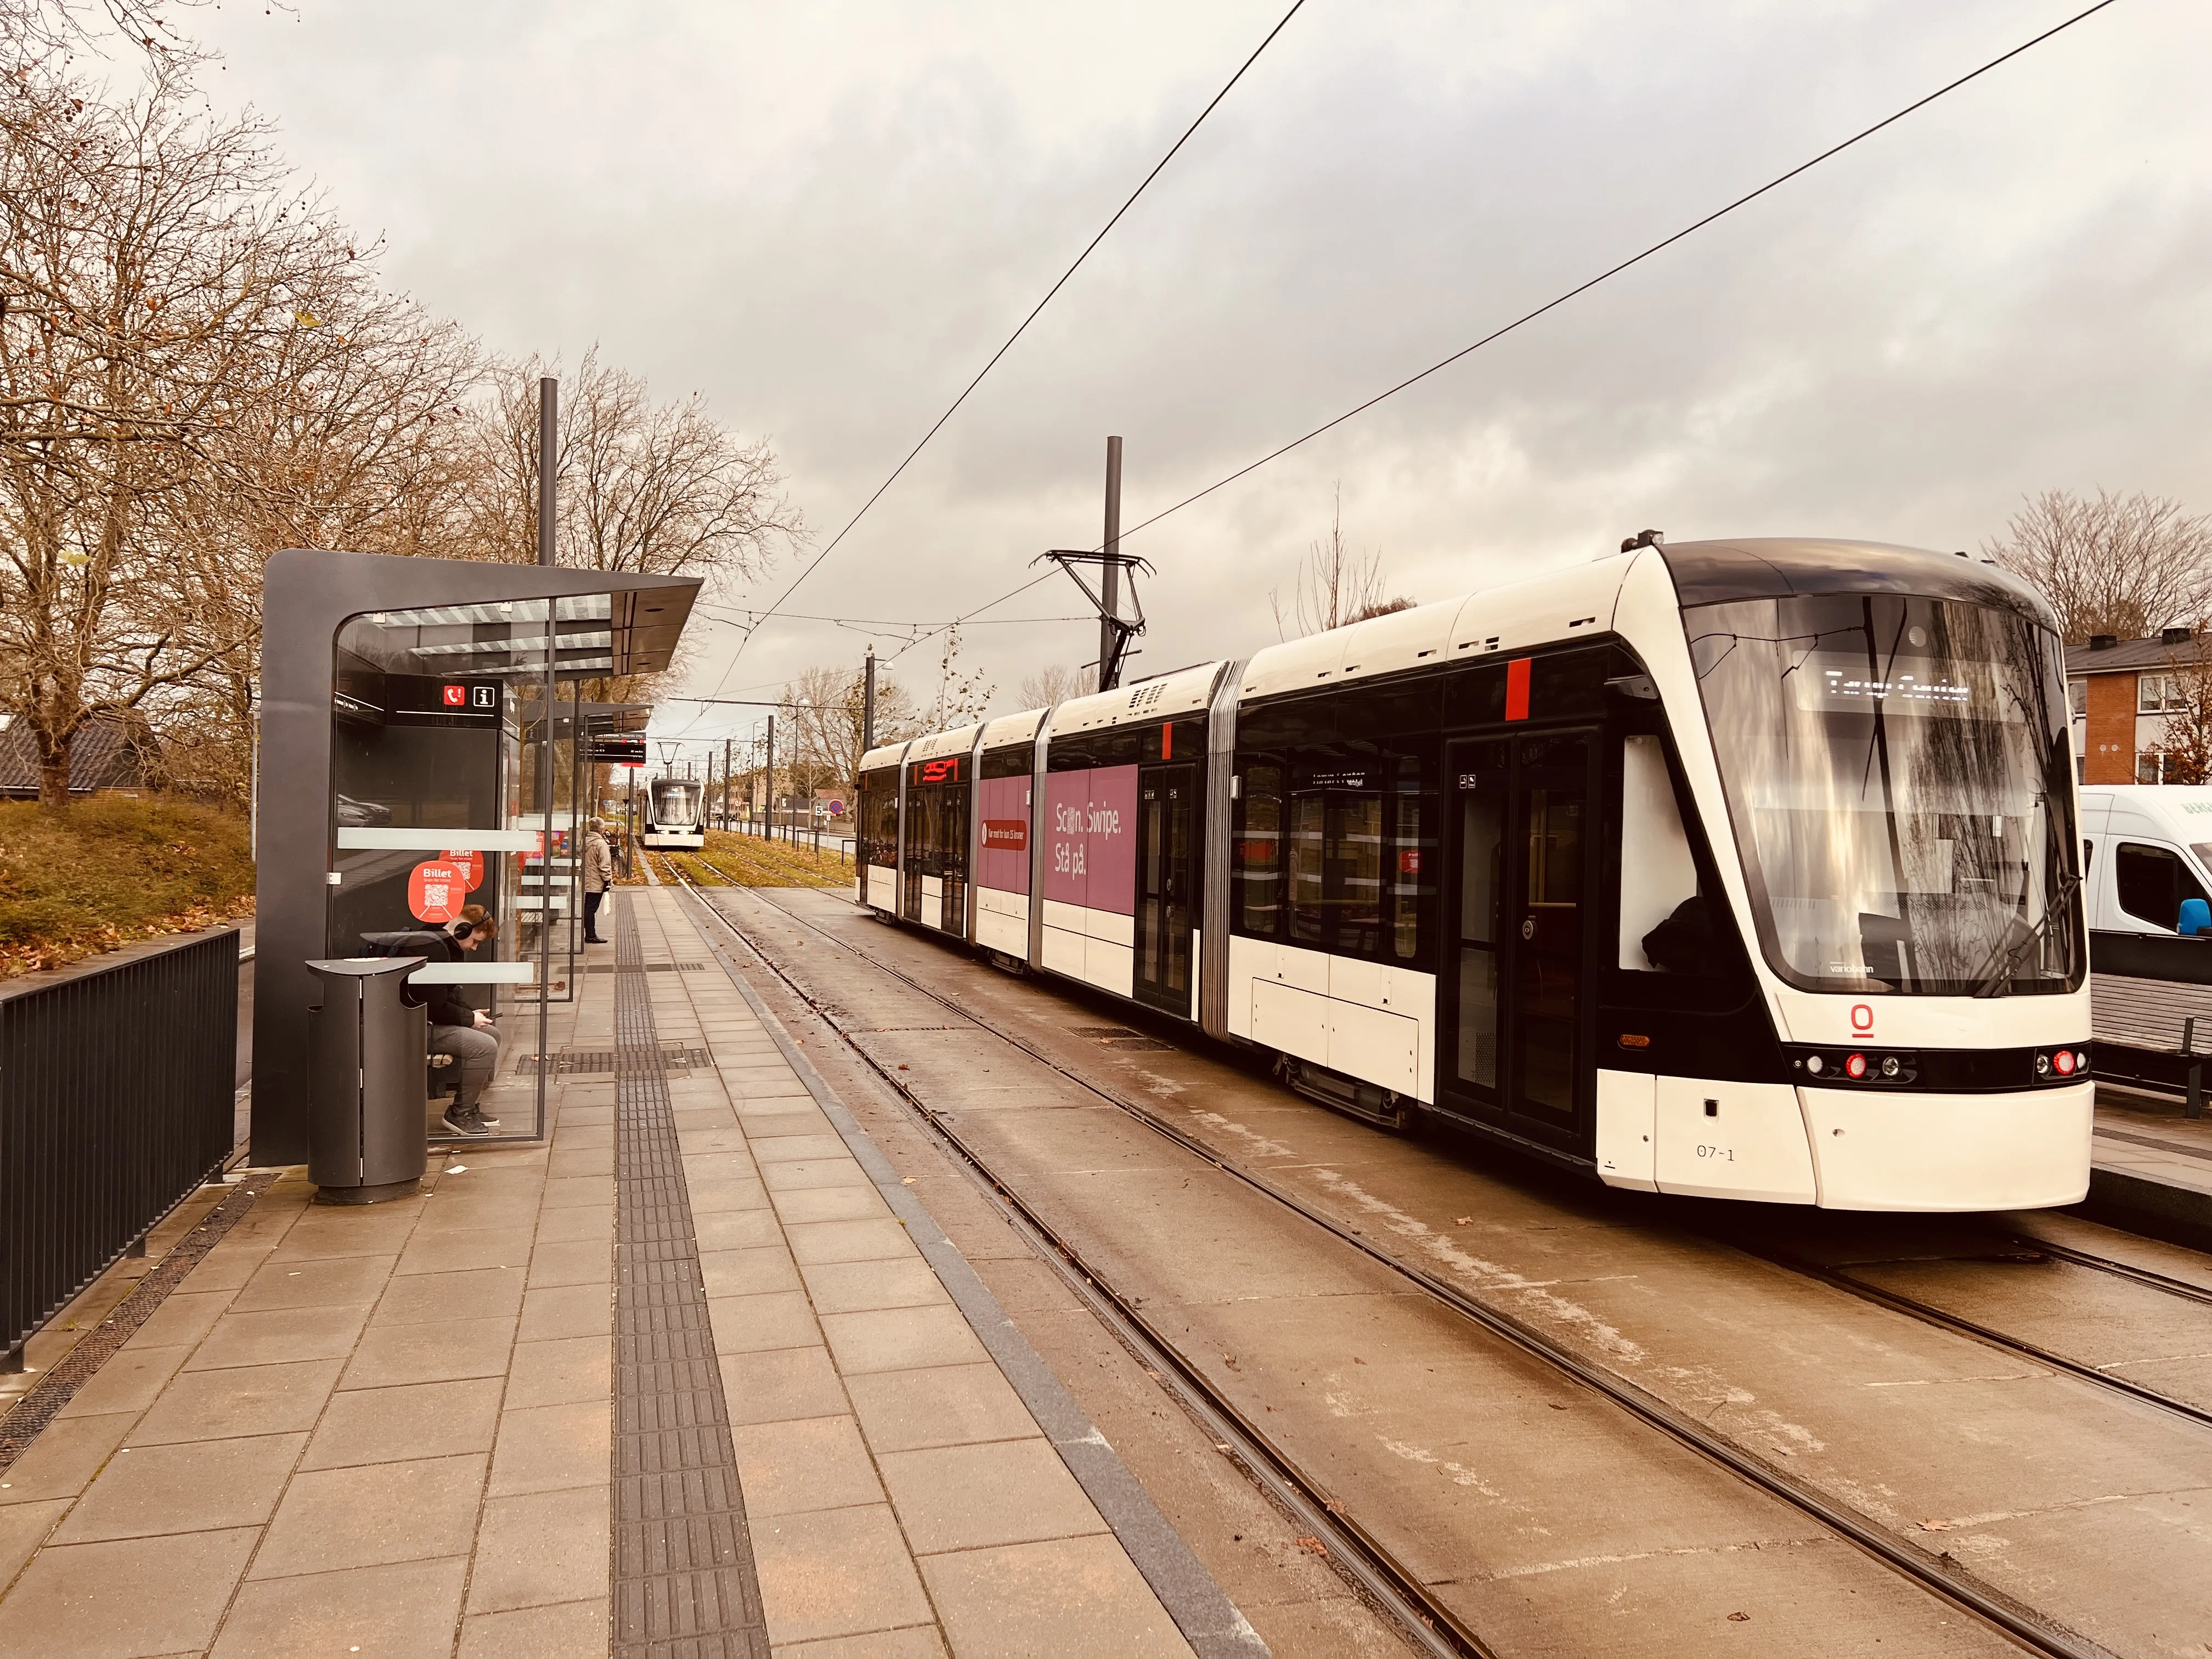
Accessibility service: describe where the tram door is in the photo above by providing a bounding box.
[1134,764,1196,1013]
[1441,731,1594,1144]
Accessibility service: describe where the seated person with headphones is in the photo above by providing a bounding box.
[426,905,503,1138]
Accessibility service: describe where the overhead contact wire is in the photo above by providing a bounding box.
[706,0,1312,690]
[1105,0,2126,549]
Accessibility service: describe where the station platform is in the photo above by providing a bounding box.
[0,888,1246,1658]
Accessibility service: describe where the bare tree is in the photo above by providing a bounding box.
[467,347,803,579]
[1269,487,1413,639]
[0,61,418,804]
[1985,488,2212,644]
[927,625,993,729]
[1017,663,1094,708]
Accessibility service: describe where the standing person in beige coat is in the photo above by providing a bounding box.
[582,817,614,944]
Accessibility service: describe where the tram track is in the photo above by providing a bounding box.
[680,864,2103,1659]
[1725,1232,2212,1436]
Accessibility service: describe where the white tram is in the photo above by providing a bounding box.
[641,775,706,851]
[857,539,2091,1212]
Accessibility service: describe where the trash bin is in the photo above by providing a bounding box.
[306,957,430,1204]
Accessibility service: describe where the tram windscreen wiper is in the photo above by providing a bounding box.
[1970,870,2079,999]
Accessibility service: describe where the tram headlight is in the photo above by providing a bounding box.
[1805,1054,1824,1076]
[1844,1052,1868,1080]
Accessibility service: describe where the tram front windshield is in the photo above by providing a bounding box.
[1689,593,2079,997]
[652,780,701,827]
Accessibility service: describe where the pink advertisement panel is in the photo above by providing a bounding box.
[976,774,1031,894]
[1043,765,1138,916]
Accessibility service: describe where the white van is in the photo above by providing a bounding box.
[2079,785,2212,936]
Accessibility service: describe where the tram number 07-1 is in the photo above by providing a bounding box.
[1695,1144,1735,1163]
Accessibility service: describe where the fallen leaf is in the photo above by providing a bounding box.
[1727,1612,1750,1622]
[1923,1519,1951,1531]
[901,1176,916,1184]
[1454,1216,1474,1226]
[1295,1536,1329,1558]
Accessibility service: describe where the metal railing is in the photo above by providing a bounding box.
[2,926,239,1370]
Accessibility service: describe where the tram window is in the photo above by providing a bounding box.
[1234,764,1284,936]
[1390,797,1433,960]
[981,744,1032,781]
[1288,793,1327,945]
[2116,842,2208,932]
[1619,734,1700,970]
[1330,794,1386,957]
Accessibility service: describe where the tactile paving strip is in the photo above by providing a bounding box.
[610,894,770,1657]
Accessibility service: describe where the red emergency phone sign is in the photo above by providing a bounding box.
[441,684,466,707]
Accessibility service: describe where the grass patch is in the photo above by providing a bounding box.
[684,829,854,889]
[0,795,255,979]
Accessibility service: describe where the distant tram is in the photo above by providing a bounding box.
[857,538,2092,1214]
[641,775,705,851]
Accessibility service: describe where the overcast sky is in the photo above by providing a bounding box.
[183,0,2211,748]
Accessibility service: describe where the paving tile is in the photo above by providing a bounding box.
[302,1377,504,1469]
[505,1335,613,1409]
[876,1438,1102,1554]
[771,1187,891,1225]
[763,1161,874,1195]
[719,1346,850,1426]
[731,1415,883,1518]
[372,1266,528,1326]
[800,1259,948,1317]
[518,1282,613,1342]
[547,1148,613,1180]
[774,1628,947,1658]
[842,1364,1038,1455]
[251,1453,487,1578]
[786,1220,916,1268]
[751,1503,934,1647]
[414,1195,542,1235]
[123,1289,235,1351]
[533,1203,614,1244]
[738,1109,836,1140]
[708,1290,823,1356]
[212,1554,469,1658]
[52,1432,305,1544]
[229,1252,396,1312]
[53,1344,188,1420]
[458,1596,609,1657]
[541,1176,614,1210]
[488,1400,612,1496]
[820,1307,988,1376]
[270,1211,423,1262]
[466,1485,611,1612]
[0,1498,67,1590]
[131,1358,342,1446]
[701,1246,803,1299]
[527,1238,612,1287]
[685,1150,763,1183]
[341,1313,515,1389]
[695,1208,789,1252]
[0,1411,132,1503]
[184,1302,371,1371]
[393,1227,535,1277]
[688,1176,774,1215]
[185,1238,275,1292]
[753,1134,853,1165]
[921,1534,1190,1658]
[0,1526,257,1659]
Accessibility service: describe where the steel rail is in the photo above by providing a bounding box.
[672,864,1481,1659]
[703,880,2099,1659]
[2010,1235,2212,1309]
[1724,1239,2212,1435]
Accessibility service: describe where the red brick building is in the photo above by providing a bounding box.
[2067,627,2207,784]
